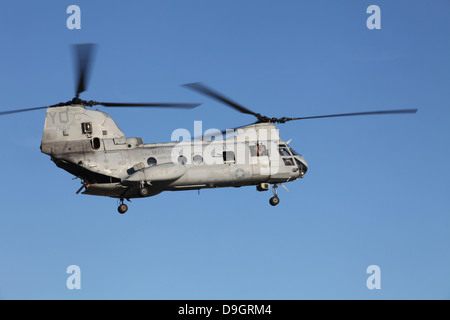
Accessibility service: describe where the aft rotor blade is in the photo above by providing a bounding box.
[96,102,201,109]
[0,106,49,116]
[183,82,261,118]
[73,43,97,98]
[288,108,418,121]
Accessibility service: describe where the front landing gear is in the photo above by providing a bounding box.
[118,199,128,214]
[269,196,280,206]
[269,184,280,206]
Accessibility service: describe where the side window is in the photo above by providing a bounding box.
[223,151,235,164]
[250,144,268,157]
[82,122,93,134]
[193,154,203,164]
[249,145,257,157]
[256,144,267,156]
[147,157,157,166]
[91,137,101,150]
[283,158,295,166]
[178,155,188,165]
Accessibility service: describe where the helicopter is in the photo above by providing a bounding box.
[0,44,417,214]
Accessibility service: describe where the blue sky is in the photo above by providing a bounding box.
[0,0,449,299]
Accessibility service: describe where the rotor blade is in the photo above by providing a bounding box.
[288,108,418,121]
[0,106,49,116]
[73,43,97,98]
[194,121,260,140]
[96,102,201,109]
[183,82,261,118]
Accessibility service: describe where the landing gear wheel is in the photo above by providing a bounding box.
[118,203,128,214]
[139,187,149,197]
[269,196,280,206]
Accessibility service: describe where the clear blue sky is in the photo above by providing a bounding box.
[0,0,449,299]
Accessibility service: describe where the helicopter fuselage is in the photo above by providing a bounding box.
[40,105,308,200]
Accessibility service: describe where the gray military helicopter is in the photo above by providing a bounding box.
[0,44,417,214]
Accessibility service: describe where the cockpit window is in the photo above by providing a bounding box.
[289,147,302,157]
[283,158,295,166]
[295,158,308,173]
[279,145,291,156]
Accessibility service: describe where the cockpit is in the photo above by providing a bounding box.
[278,144,308,175]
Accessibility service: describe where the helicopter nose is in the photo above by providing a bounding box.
[295,157,308,177]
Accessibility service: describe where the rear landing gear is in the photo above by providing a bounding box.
[138,181,150,197]
[118,199,128,214]
[139,186,149,197]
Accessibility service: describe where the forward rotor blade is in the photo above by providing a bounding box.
[0,106,49,116]
[97,102,201,109]
[289,108,418,121]
[195,121,260,140]
[183,82,261,118]
[73,43,97,98]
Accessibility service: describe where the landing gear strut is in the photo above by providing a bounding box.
[118,198,128,214]
[269,184,280,206]
[139,181,150,197]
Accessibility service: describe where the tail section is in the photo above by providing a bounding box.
[41,105,126,156]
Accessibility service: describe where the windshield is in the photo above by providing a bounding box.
[288,146,302,157]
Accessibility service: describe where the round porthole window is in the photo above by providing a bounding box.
[147,157,157,166]
[193,154,203,164]
[178,155,187,165]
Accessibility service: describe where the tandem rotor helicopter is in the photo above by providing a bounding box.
[0,44,417,214]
